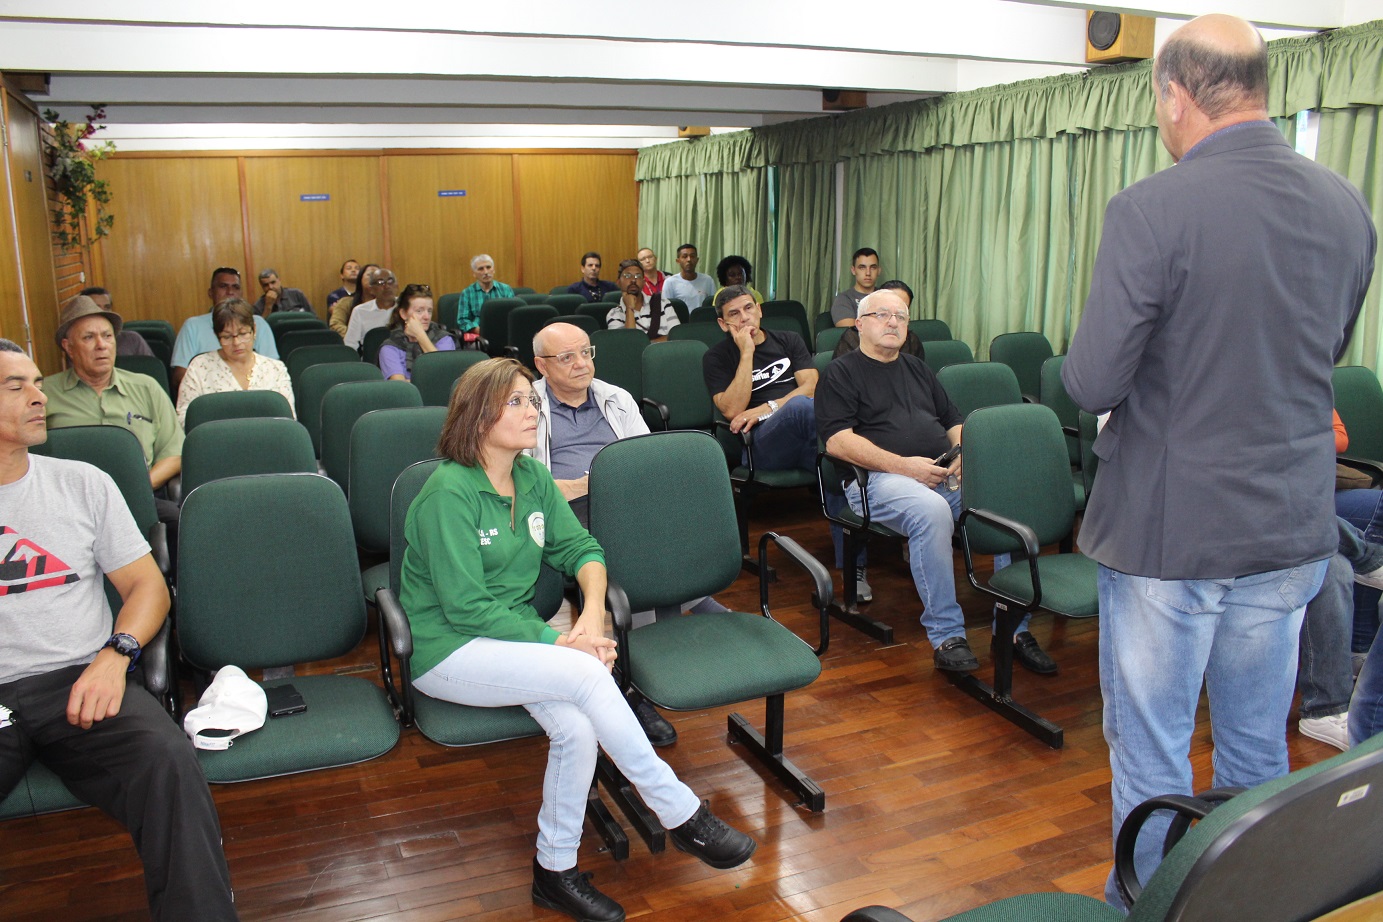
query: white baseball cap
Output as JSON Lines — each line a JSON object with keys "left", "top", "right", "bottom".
{"left": 182, "top": 665, "right": 268, "bottom": 751}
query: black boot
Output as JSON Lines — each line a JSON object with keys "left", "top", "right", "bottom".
{"left": 668, "top": 801, "right": 757, "bottom": 869}
{"left": 532, "top": 858, "right": 625, "bottom": 922}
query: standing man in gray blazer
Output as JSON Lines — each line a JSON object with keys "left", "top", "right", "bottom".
{"left": 1062, "top": 14, "right": 1375, "bottom": 907}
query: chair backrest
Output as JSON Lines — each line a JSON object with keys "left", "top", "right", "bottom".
{"left": 518, "top": 292, "right": 550, "bottom": 305}
{"left": 761, "top": 300, "right": 811, "bottom": 345}
{"left": 507, "top": 305, "right": 560, "bottom": 368}
{"left": 813, "top": 310, "right": 833, "bottom": 340}
{"left": 434, "top": 291, "right": 462, "bottom": 330}
{"left": 815, "top": 326, "right": 846, "bottom": 354}
{"left": 590, "top": 328, "right": 649, "bottom": 402}
{"left": 989, "top": 331, "right": 1054, "bottom": 399}
{"left": 547, "top": 293, "right": 587, "bottom": 314}
{"left": 265, "top": 311, "right": 326, "bottom": 330}
{"left": 548, "top": 313, "right": 598, "bottom": 335}
{"left": 589, "top": 431, "right": 742, "bottom": 610}
{"left": 124, "top": 319, "right": 176, "bottom": 344}
{"left": 296, "top": 361, "right": 384, "bottom": 454}
{"left": 549, "top": 285, "right": 570, "bottom": 295}
{"left": 144, "top": 338, "right": 173, "bottom": 366}
{"left": 361, "top": 325, "right": 392, "bottom": 367}
{"left": 178, "top": 473, "right": 366, "bottom": 670}
{"left": 689, "top": 305, "right": 718, "bottom": 324}
{"left": 667, "top": 321, "right": 727, "bottom": 351}
{"left": 1334, "top": 365, "right": 1383, "bottom": 462}
{"left": 1039, "top": 354, "right": 1081, "bottom": 465}
{"left": 114, "top": 354, "right": 172, "bottom": 399}
{"left": 286, "top": 343, "right": 361, "bottom": 395}
{"left": 184, "top": 389, "right": 294, "bottom": 433}
{"left": 908, "top": 318, "right": 952, "bottom": 342}
{"left": 277, "top": 327, "right": 344, "bottom": 363}
{"left": 813, "top": 350, "right": 832, "bottom": 376}
{"left": 921, "top": 338, "right": 974, "bottom": 372}
{"left": 761, "top": 315, "right": 804, "bottom": 340}
{"left": 476, "top": 297, "right": 526, "bottom": 354}
{"left": 961, "top": 403, "right": 1075, "bottom": 555}
{"left": 937, "top": 362, "right": 1023, "bottom": 419}
{"left": 573, "top": 302, "right": 609, "bottom": 328}
{"left": 32, "top": 425, "right": 158, "bottom": 535}
{"left": 181, "top": 417, "right": 317, "bottom": 495}
{"left": 601, "top": 289, "right": 623, "bottom": 303}
{"left": 512, "top": 286, "right": 537, "bottom": 295}
{"left": 319, "top": 380, "right": 423, "bottom": 491}
{"left": 349, "top": 406, "right": 447, "bottom": 552}
{"left": 642, "top": 340, "right": 713, "bottom": 431}
{"left": 411, "top": 350, "right": 487, "bottom": 407}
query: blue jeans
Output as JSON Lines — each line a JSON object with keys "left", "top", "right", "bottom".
{"left": 415, "top": 638, "right": 700, "bottom": 871}
{"left": 1335, "top": 489, "right": 1383, "bottom": 652}
{"left": 1098, "top": 560, "right": 1325, "bottom": 909}
{"left": 845, "top": 474, "right": 1027, "bottom": 648}
{"left": 1298, "top": 553, "right": 1353, "bottom": 719}
{"left": 1350, "top": 630, "right": 1383, "bottom": 745}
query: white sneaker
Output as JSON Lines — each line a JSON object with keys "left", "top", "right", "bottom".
{"left": 855, "top": 567, "right": 873, "bottom": 604}
{"left": 1299, "top": 713, "right": 1350, "bottom": 751}
{"left": 1354, "top": 563, "right": 1383, "bottom": 591}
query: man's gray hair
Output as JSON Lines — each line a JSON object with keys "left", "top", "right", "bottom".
{"left": 1155, "top": 28, "right": 1267, "bottom": 118}
{"left": 0, "top": 338, "right": 24, "bottom": 354}
{"left": 712, "top": 285, "right": 754, "bottom": 318}
{"left": 258, "top": 267, "right": 278, "bottom": 281}
{"left": 857, "top": 289, "right": 902, "bottom": 316}
{"left": 470, "top": 254, "right": 494, "bottom": 271}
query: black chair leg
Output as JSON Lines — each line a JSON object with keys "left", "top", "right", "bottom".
{"left": 827, "top": 532, "right": 894, "bottom": 644}
{"left": 594, "top": 751, "right": 666, "bottom": 853}
{"left": 585, "top": 781, "right": 629, "bottom": 861}
{"left": 726, "top": 696, "right": 825, "bottom": 812}
{"left": 945, "top": 607, "right": 1064, "bottom": 748}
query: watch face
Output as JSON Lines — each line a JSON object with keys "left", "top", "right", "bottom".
{"left": 107, "top": 633, "right": 140, "bottom": 658}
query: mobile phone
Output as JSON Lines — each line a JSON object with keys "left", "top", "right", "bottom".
{"left": 934, "top": 444, "right": 961, "bottom": 467}
{"left": 265, "top": 683, "right": 307, "bottom": 718}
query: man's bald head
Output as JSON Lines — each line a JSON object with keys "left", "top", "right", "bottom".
{"left": 1155, "top": 14, "right": 1267, "bottom": 120}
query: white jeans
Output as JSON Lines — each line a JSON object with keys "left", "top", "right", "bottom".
{"left": 414, "top": 637, "right": 700, "bottom": 871}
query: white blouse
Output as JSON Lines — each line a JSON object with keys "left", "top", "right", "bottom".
{"left": 176, "top": 351, "right": 297, "bottom": 426}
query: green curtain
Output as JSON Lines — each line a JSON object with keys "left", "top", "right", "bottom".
{"left": 1318, "top": 104, "right": 1383, "bottom": 370}
{"left": 774, "top": 161, "right": 836, "bottom": 315}
{"left": 637, "top": 174, "right": 698, "bottom": 277}
{"left": 694, "top": 168, "right": 771, "bottom": 298}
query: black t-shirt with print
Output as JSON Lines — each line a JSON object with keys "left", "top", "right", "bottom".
{"left": 703, "top": 329, "right": 812, "bottom": 403}
{"left": 815, "top": 348, "right": 962, "bottom": 460}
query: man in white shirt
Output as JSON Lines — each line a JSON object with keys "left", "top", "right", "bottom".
{"left": 343, "top": 266, "right": 399, "bottom": 351}
{"left": 604, "top": 260, "right": 680, "bottom": 341}
{"left": 660, "top": 244, "right": 716, "bottom": 312}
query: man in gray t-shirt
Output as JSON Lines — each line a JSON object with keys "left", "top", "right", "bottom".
{"left": 829, "top": 247, "right": 881, "bottom": 327}
{"left": 0, "top": 341, "right": 237, "bottom": 920}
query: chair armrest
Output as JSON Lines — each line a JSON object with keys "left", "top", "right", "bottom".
{"left": 142, "top": 618, "right": 174, "bottom": 715}
{"left": 816, "top": 452, "right": 874, "bottom": 528}
{"left": 1060, "top": 424, "right": 1079, "bottom": 439}
{"left": 164, "top": 474, "right": 183, "bottom": 504}
{"left": 758, "top": 531, "right": 832, "bottom": 656}
{"left": 605, "top": 580, "right": 634, "bottom": 693}
{"left": 714, "top": 419, "right": 756, "bottom": 481}
{"left": 957, "top": 507, "right": 1043, "bottom": 611}
{"left": 148, "top": 522, "right": 171, "bottom": 578}
{"left": 502, "top": 345, "right": 519, "bottom": 360}
{"left": 1338, "top": 454, "right": 1383, "bottom": 487}
{"left": 375, "top": 587, "right": 416, "bottom": 725}
{"left": 1114, "top": 791, "right": 1238, "bottom": 907}
{"left": 639, "top": 397, "right": 670, "bottom": 431}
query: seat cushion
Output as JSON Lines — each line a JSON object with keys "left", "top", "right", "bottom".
{"left": 731, "top": 466, "right": 816, "bottom": 489}
{"left": 935, "top": 892, "right": 1118, "bottom": 921}
{"left": 0, "top": 761, "right": 85, "bottom": 820}
{"left": 989, "top": 554, "right": 1100, "bottom": 618}
{"left": 629, "top": 611, "right": 822, "bottom": 710}
{"left": 197, "top": 675, "right": 399, "bottom": 783}
{"left": 413, "top": 697, "right": 544, "bottom": 748}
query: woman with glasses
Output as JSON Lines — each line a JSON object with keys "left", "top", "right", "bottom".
{"left": 378, "top": 283, "right": 456, "bottom": 381}
{"left": 175, "top": 298, "right": 295, "bottom": 426}
{"left": 401, "top": 357, "right": 755, "bottom": 922}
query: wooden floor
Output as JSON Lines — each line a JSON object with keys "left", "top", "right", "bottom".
{"left": 0, "top": 490, "right": 1341, "bottom": 921}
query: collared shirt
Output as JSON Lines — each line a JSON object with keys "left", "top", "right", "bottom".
{"left": 548, "top": 390, "right": 618, "bottom": 480}
{"left": 326, "top": 285, "right": 356, "bottom": 310}
{"left": 343, "top": 300, "right": 390, "bottom": 350}
{"left": 254, "top": 287, "right": 314, "bottom": 314}
{"left": 171, "top": 312, "right": 278, "bottom": 369}
{"left": 44, "top": 367, "right": 185, "bottom": 468}
{"left": 603, "top": 294, "right": 682, "bottom": 337}
{"left": 566, "top": 279, "right": 618, "bottom": 303}
{"left": 456, "top": 280, "right": 515, "bottom": 331}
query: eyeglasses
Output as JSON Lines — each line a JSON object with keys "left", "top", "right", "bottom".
{"left": 217, "top": 330, "right": 255, "bottom": 344}
{"left": 536, "top": 346, "right": 595, "bottom": 366}
{"left": 859, "top": 310, "right": 909, "bottom": 324}
{"left": 505, "top": 393, "right": 543, "bottom": 410}
{"left": 619, "top": 272, "right": 643, "bottom": 280}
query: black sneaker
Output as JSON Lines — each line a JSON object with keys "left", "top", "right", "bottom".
{"left": 934, "top": 636, "right": 979, "bottom": 672}
{"left": 1010, "top": 631, "right": 1058, "bottom": 675}
{"left": 531, "top": 857, "right": 625, "bottom": 922}
{"left": 668, "top": 801, "right": 756, "bottom": 869}
{"left": 628, "top": 692, "right": 677, "bottom": 747}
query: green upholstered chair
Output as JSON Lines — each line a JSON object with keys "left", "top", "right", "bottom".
{"left": 716, "top": 405, "right": 818, "bottom": 572}
{"left": 276, "top": 327, "right": 342, "bottom": 364}
{"left": 1333, "top": 365, "right": 1383, "bottom": 481}
{"left": 955, "top": 403, "right": 1098, "bottom": 747}
{"left": 518, "top": 292, "right": 550, "bottom": 305}
{"left": 813, "top": 310, "right": 833, "bottom": 341}
{"left": 761, "top": 314, "right": 805, "bottom": 340}
{"left": 920, "top": 338, "right": 974, "bottom": 372}
{"left": 181, "top": 417, "right": 316, "bottom": 495}
{"left": 265, "top": 312, "right": 326, "bottom": 330}
{"left": 373, "top": 460, "right": 629, "bottom": 858}
{"left": 184, "top": 389, "right": 294, "bottom": 433}
{"left": 640, "top": 339, "right": 713, "bottom": 432}
{"left": 478, "top": 297, "right": 527, "bottom": 357}
{"left": 319, "top": 380, "right": 423, "bottom": 493}
{"left": 115, "top": 353, "right": 172, "bottom": 399}
{"left": 574, "top": 302, "right": 609, "bottom": 329}
{"left": 908, "top": 318, "right": 952, "bottom": 342}
{"left": 601, "top": 289, "right": 623, "bottom": 303}
{"left": 124, "top": 318, "right": 176, "bottom": 344}
{"left": 295, "top": 361, "right": 382, "bottom": 455}
{"left": 665, "top": 297, "right": 689, "bottom": 324}
{"left": 840, "top": 732, "right": 1383, "bottom": 922}
{"left": 589, "top": 328, "right": 649, "bottom": 404}
{"left": 176, "top": 473, "right": 400, "bottom": 783}
{"left": 512, "top": 286, "right": 537, "bottom": 295}
{"left": 589, "top": 431, "right": 830, "bottom": 820}
{"left": 547, "top": 293, "right": 588, "bottom": 314}
{"left": 667, "top": 321, "right": 726, "bottom": 351}
{"left": 937, "top": 361, "right": 1023, "bottom": 419}
{"left": 547, "top": 313, "right": 598, "bottom": 335}
{"left": 688, "top": 305, "right": 718, "bottom": 324}
{"left": 434, "top": 291, "right": 462, "bottom": 330}
{"left": 410, "top": 350, "right": 487, "bottom": 407}
{"left": 815, "top": 326, "right": 846, "bottom": 354}
{"left": 988, "top": 331, "right": 1054, "bottom": 401}
{"left": 285, "top": 343, "right": 360, "bottom": 396}
{"left": 347, "top": 407, "right": 447, "bottom": 604}
{"left": 361, "top": 325, "right": 391, "bottom": 367}
{"left": 548, "top": 285, "right": 571, "bottom": 295}
{"left": 761, "top": 299, "right": 811, "bottom": 345}
{"left": 506, "top": 304, "right": 559, "bottom": 368}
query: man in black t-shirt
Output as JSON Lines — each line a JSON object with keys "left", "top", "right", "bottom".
{"left": 815, "top": 289, "right": 1056, "bottom": 674}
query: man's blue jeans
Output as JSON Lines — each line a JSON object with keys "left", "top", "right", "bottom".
{"left": 1098, "top": 560, "right": 1326, "bottom": 909}
{"left": 1336, "top": 488, "right": 1383, "bottom": 652}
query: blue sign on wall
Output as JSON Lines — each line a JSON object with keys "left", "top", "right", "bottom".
{"left": 438, "top": 190, "right": 468, "bottom": 197}
{"left": 300, "top": 194, "right": 330, "bottom": 202}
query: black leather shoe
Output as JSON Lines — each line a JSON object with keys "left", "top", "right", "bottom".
{"left": 532, "top": 858, "right": 625, "bottom": 922}
{"left": 933, "top": 636, "right": 979, "bottom": 672}
{"left": 628, "top": 692, "right": 677, "bottom": 747}
{"left": 669, "top": 801, "right": 756, "bottom": 869}
{"left": 1011, "top": 631, "right": 1058, "bottom": 675}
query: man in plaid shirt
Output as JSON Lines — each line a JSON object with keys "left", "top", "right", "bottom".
{"left": 456, "top": 254, "right": 515, "bottom": 334}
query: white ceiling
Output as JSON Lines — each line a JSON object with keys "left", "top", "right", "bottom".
{"left": 8, "top": 0, "right": 1381, "bottom": 151}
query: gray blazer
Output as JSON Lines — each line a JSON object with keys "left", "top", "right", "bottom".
{"left": 1063, "top": 121, "right": 1375, "bottom": 580}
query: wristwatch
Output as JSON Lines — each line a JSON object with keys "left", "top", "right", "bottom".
{"left": 102, "top": 632, "right": 142, "bottom": 672}
{"left": 766, "top": 399, "right": 780, "bottom": 416}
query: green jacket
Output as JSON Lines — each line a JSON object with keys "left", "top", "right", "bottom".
{"left": 401, "top": 455, "right": 604, "bottom": 678}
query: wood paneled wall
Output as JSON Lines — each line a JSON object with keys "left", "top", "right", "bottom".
{"left": 90, "top": 150, "right": 638, "bottom": 331}
{"left": 2, "top": 87, "right": 61, "bottom": 373}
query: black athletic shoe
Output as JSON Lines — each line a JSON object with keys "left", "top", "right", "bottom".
{"left": 933, "top": 636, "right": 980, "bottom": 672}
{"left": 669, "top": 802, "right": 756, "bottom": 869}
{"left": 628, "top": 692, "right": 677, "bottom": 747}
{"left": 531, "top": 858, "right": 625, "bottom": 922}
